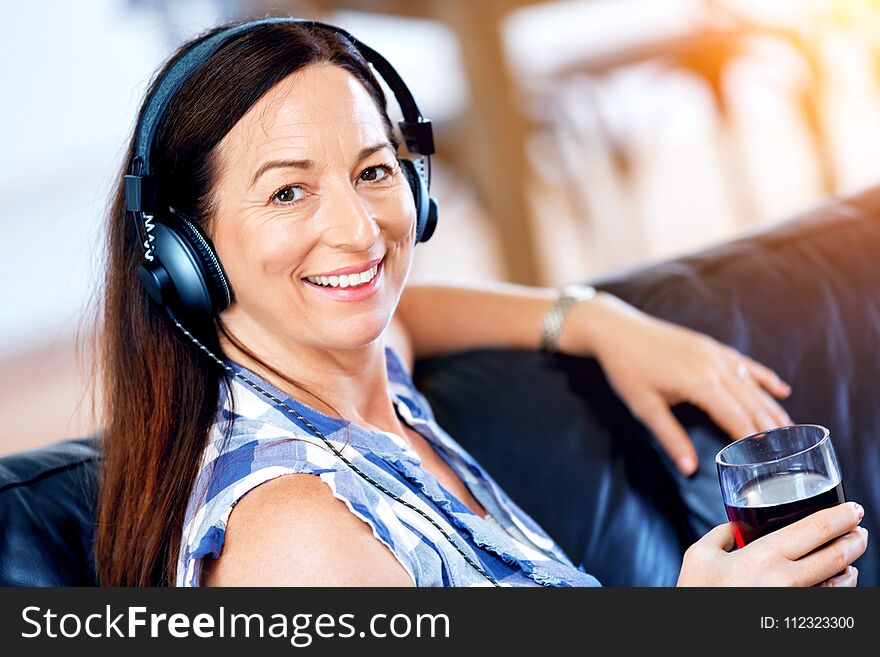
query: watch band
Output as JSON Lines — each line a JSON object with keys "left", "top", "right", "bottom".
{"left": 540, "top": 283, "right": 598, "bottom": 353}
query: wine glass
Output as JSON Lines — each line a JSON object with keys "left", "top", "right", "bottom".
{"left": 716, "top": 424, "right": 845, "bottom": 549}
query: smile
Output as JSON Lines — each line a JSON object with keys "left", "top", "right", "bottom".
{"left": 301, "top": 257, "right": 384, "bottom": 301}
{"left": 305, "top": 262, "right": 379, "bottom": 288}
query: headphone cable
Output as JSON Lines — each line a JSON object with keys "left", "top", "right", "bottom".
{"left": 165, "top": 306, "right": 501, "bottom": 587}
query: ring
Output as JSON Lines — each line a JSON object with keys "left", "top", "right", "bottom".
{"left": 735, "top": 362, "right": 748, "bottom": 382}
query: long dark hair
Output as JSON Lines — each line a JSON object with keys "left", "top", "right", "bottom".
{"left": 93, "top": 18, "right": 399, "bottom": 586}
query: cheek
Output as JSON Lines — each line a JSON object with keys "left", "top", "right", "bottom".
{"left": 259, "top": 227, "right": 313, "bottom": 277}
{"left": 378, "top": 185, "right": 417, "bottom": 242}
{"left": 216, "top": 224, "right": 311, "bottom": 294}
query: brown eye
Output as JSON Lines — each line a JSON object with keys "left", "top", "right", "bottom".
{"left": 272, "top": 185, "right": 306, "bottom": 205}
{"left": 360, "top": 165, "right": 391, "bottom": 183}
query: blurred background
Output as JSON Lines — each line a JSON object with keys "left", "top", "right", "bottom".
{"left": 4, "top": 0, "right": 880, "bottom": 455}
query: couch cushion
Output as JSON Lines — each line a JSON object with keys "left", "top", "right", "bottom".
{"left": 415, "top": 349, "right": 689, "bottom": 586}
{"left": 0, "top": 436, "right": 101, "bottom": 586}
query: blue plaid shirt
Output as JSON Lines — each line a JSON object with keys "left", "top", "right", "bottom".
{"left": 177, "top": 345, "right": 600, "bottom": 587}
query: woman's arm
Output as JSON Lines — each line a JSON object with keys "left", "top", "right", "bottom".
{"left": 392, "top": 281, "right": 794, "bottom": 476}
{"left": 393, "top": 281, "right": 610, "bottom": 361}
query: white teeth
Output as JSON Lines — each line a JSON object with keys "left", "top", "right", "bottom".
{"left": 306, "top": 262, "right": 380, "bottom": 288}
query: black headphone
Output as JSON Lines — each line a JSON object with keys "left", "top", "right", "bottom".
{"left": 124, "top": 16, "right": 439, "bottom": 324}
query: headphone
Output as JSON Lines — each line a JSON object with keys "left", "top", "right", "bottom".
{"left": 124, "top": 16, "right": 439, "bottom": 324}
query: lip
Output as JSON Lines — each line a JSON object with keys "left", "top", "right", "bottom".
{"left": 301, "top": 257, "right": 384, "bottom": 301}
{"left": 304, "top": 255, "right": 384, "bottom": 279}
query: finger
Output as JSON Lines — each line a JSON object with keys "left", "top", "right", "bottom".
{"left": 754, "top": 386, "right": 794, "bottom": 428}
{"left": 816, "top": 565, "right": 859, "bottom": 588}
{"left": 792, "top": 527, "right": 868, "bottom": 586}
{"left": 741, "top": 354, "right": 792, "bottom": 399}
{"left": 719, "top": 369, "right": 778, "bottom": 434}
{"left": 699, "top": 522, "right": 738, "bottom": 553}
{"left": 764, "top": 502, "right": 864, "bottom": 560}
{"left": 632, "top": 392, "right": 698, "bottom": 476}
{"left": 691, "top": 381, "right": 758, "bottom": 442}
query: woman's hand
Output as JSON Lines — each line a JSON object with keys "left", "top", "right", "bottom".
{"left": 677, "top": 502, "right": 868, "bottom": 586}
{"left": 558, "top": 293, "right": 794, "bottom": 476}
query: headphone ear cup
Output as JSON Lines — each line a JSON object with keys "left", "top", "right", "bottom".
{"left": 169, "top": 211, "right": 234, "bottom": 311}
{"left": 138, "top": 257, "right": 172, "bottom": 307}
{"left": 145, "top": 211, "right": 233, "bottom": 320}
{"left": 398, "top": 158, "right": 437, "bottom": 243}
{"left": 422, "top": 197, "right": 438, "bottom": 243}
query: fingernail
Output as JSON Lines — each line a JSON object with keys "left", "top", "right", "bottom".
{"left": 676, "top": 455, "right": 696, "bottom": 476}
{"left": 853, "top": 502, "right": 864, "bottom": 518}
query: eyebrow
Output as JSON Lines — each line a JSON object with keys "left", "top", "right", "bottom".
{"left": 249, "top": 141, "right": 396, "bottom": 188}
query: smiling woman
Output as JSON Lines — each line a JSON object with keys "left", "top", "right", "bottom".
{"left": 94, "top": 16, "right": 866, "bottom": 589}
{"left": 96, "top": 16, "right": 598, "bottom": 588}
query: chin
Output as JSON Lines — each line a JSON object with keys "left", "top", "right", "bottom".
{"left": 321, "top": 314, "right": 390, "bottom": 349}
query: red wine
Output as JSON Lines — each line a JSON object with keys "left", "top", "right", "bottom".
{"left": 724, "top": 471, "right": 846, "bottom": 549}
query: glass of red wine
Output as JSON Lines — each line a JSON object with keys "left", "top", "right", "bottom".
{"left": 716, "top": 424, "right": 845, "bottom": 549}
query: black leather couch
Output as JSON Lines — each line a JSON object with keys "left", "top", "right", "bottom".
{"left": 2, "top": 185, "right": 878, "bottom": 586}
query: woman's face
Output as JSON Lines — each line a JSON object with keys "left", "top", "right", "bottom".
{"left": 210, "top": 63, "right": 415, "bottom": 354}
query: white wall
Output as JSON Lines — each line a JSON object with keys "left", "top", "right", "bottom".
{"left": 1, "top": 1, "right": 212, "bottom": 358}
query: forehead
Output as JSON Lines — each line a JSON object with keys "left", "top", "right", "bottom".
{"left": 219, "top": 63, "right": 388, "bottom": 164}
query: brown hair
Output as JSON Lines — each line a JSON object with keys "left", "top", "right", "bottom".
{"left": 93, "top": 18, "right": 399, "bottom": 586}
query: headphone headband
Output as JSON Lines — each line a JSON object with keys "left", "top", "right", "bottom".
{"left": 126, "top": 17, "right": 434, "bottom": 212}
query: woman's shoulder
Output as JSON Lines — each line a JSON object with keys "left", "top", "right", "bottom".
{"left": 179, "top": 361, "right": 426, "bottom": 587}
{"left": 177, "top": 374, "right": 350, "bottom": 586}
{"left": 178, "top": 437, "right": 414, "bottom": 586}
{"left": 200, "top": 472, "right": 414, "bottom": 586}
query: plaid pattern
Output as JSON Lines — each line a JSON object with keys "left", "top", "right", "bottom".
{"left": 177, "top": 345, "right": 600, "bottom": 587}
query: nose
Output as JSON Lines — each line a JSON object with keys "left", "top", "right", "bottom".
{"left": 319, "top": 178, "right": 381, "bottom": 251}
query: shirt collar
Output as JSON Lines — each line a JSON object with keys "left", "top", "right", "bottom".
{"left": 216, "top": 345, "right": 431, "bottom": 462}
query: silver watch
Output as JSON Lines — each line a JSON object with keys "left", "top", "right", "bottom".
{"left": 540, "top": 283, "right": 598, "bottom": 353}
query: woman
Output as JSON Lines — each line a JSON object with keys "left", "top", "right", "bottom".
{"left": 94, "top": 17, "right": 867, "bottom": 587}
